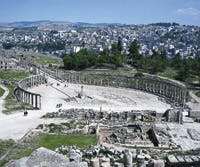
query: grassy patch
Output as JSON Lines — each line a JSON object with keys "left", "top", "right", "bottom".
{"left": 37, "top": 120, "right": 78, "bottom": 133}
{"left": 36, "top": 55, "right": 63, "bottom": 66}
{"left": 37, "top": 134, "right": 97, "bottom": 150}
{"left": 0, "top": 87, "right": 5, "bottom": 97}
{"left": 3, "top": 84, "right": 20, "bottom": 113}
{"left": 20, "top": 51, "right": 63, "bottom": 67}
{"left": 5, "top": 84, "right": 15, "bottom": 100}
{"left": 1, "top": 134, "right": 97, "bottom": 166}
{"left": 80, "top": 68, "right": 137, "bottom": 77}
{"left": 0, "top": 70, "right": 30, "bottom": 82}
{"left": 159, "top": 67, "right": 177, "bottom": 79}
{"left": 0, "top": 70, "right": 31, "bottom": 113}
{"left": 3, "top": 84, "right": 33, "bottom": 113}
{"left": 195, "top": 91, "right": 200, "bottom": 98}
{"left": 0, "top": 139, "right": 15, "bottom": 157}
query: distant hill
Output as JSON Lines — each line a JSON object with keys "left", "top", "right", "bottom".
{"left": 6, "top": 20, "right": 72, "bottom": 28}
{"left": 0, "top": 20, "right": 122, "bottom": 28}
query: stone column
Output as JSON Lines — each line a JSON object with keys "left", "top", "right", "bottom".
{"left": 22, "top": 91, "right": 24, "bottom": 103}
{"left": 24, "top": 92, "right": 27, "bottom": 103}
{"left": 78, "top": 75, "right": 81, "bottom": 84}
{"left": 124, "top": 149, "right": 132, "bottom": 167}
{"left": 31, "top": 94, "right": 34, "bottom": 107}
{"left": 136, "top": 79, "right": 139, "bottom": 89}
{"left": 35, "top": 95, "right": 38, "bottom": 109}
{"left": 39, "top": 95, "right": 41, "bottom": 109}
{"left": 27, "top": 93, "right": 30, "bottom": 105}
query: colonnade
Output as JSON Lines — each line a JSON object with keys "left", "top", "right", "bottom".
{"left": 14, "top": 75, "right": 46, "bottom": 109}
{"left": 34, "top": 66, "right": 187, "bottom": 107}
{"left": 64, "top": 73, "right": 187, "bottom": 107}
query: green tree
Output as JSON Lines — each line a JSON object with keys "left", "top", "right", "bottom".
{"left": 141, "top": 50, "right": 169, "bottom": 74}
{"left": 98, "top": 48, "right": 111, "bottom": 64}
{"left": 160, "top": 50, "right": 170, "bottom": 69}
{"left": 128, "top": 40, "right": 141, "bottom": 68}
{"left": 63, "top": 55, "right": 75, "bottom": 70}
{"left": 2, "top": 42, "right": 15, "bottom": 49}
{"left": 175, "top": 59, "right": 190, "bottom": 81}
{"left": 117, "top": 37, "right": 123, "bottom": 53}
{"left": 63, "top": 49, "right": 97, "bottom": 70}
{"left": 171, "top": 53, "right": 182, "bottom": 70}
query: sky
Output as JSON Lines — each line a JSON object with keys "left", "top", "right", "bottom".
{"left": 0, "top": 0, "right": 200, "bottom": 25}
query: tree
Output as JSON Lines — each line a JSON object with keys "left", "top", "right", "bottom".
{"left": 98, "top": 48, "right": 111, "bottom": 64}
{"left": 141, "top": 50, "right": 169, "bottom": 74}
{"left": 63, "top": 55, "right": 74, "bottom": 70}
{"left": 117, "top": 37, "right": 123, "bottom": 53}
{"left": 171, "top": 53, "right": 182, "bottom": 70}
{"left": 160, "top": 50, "right": 170, "bottom": 69}
{"left": 63, "top": 49, "right": 97, "bottom": 70}
{"left": 128, "top": 40, "right": 141, "bottom": 68}
{"left": 2, "top": 42, "right": 15, "bottom": 49}
{"left": 111, "top": 44, "right": 123, "bottom": 67}
{"left": 147, "top": 51, "right": 162, "bottom": 73}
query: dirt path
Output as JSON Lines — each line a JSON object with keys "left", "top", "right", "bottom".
{"left": 0, "top": 84, "right": 9, "bottom": 115}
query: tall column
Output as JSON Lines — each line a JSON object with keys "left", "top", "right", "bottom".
{"left": 79, "top": 75, "right": 81, "bottom": 84}
{"left": 24, "top": 92, "right": 27, "bottom": 103}
{"left": 35, "top": 95, "right": 38, "bottom": 109}
{"left": 28, "top": 93, "right": 30, "bottom": 105}
{"left": 31, "top": 94, "right": 34, "bottom": 107}
{"left": 39, "top": 95, "right": 41, "bottom": 109}
{"left": 22, "top": 91, "right": 25, "bottom": 102}
{"left": 136, "top": 79, "right": 139, "bottom": 89}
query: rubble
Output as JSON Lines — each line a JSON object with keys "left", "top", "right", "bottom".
{"left": 4, "top": 147, "right": 87, "bottom": 167}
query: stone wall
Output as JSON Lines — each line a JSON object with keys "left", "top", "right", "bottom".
{"left": 165, "top": 108, "right": 183, "bottom": 123}
{"left": 14, "top": 75, "right": 46, "bottom": 109}
{"left": 188, "top": 110, "right": 200, "bottom": 119}
{"left": 0, "top": 49, "right": 18, "bottom": 70}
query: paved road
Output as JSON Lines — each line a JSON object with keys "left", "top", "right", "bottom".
{"left": 0, "top": 78, "right": 67, "bottom": 141}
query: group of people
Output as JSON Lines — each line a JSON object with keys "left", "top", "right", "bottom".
{"left": 56, "top": 103, "right": 62, "bottom": 108}
{"left": 24, "top": 111, "right": 28, "bottom": 116}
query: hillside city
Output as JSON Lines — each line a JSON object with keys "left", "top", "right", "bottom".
{"left": 0, "top": 21, "right": 200, "bottom": 58}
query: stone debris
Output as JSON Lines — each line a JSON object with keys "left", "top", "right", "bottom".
{"left": 4, "top": 140, "right": 200, "bottom": 167}
{"left": 148, "top": 159, "right": 165, "bottom": 167}
{"left": 4, "top": 147, "right": 87, "bottom": 167}
{"left": 166, "top": 155, "right": 200, "bottom": 166}
{"left": 187, "top": 129, "right": 200, "bottom": 141}
{"left": 167, "top": 155, "right": 179, "bottom": 164}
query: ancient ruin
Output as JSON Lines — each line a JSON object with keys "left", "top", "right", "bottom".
{"left": 1, "top": 51, "right": 200, "bottom": 167}
{"left": 14, "top": 75, "right": 46, "bottom": 109}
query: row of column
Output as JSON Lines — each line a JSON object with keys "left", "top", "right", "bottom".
{"left": 65, "top": 73, "right": 187, "bottom": 107}
{"left": 15, "top": 88, "right": 41, "bottom": 109}
{"left": 19, "top": 75, "right": 46, "bottom": 89}
{"left": 15, "top": 75, "right": 46, "bottom": 109}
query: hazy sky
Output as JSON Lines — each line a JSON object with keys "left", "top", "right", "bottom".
{"left": 0, "top": 0, "right": 200, "bottom": 25}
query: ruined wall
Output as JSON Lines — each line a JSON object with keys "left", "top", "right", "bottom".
{"left": 165, "top": 108, "right": 183, "bottom": 123}
{"left": 0, "top": 49, "right": 18, "bottom": 70}
{"left": 14, "top": 75, "right": 46, "bottom": 109}
{"left": 188, "top": 110, "right": 200, "bottom": 119}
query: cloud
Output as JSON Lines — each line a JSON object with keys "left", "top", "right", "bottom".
{"left": 176, "top": 7, "right": 200, "bottom": 16}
